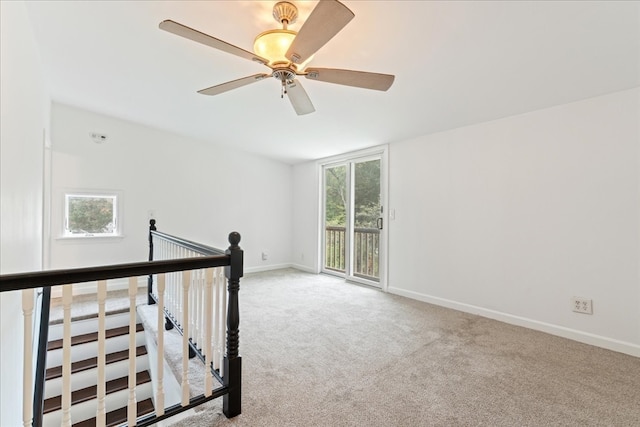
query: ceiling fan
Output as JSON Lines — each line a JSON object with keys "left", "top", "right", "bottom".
{"left": 159, "top": 0, "right": 395, "bottom": 115}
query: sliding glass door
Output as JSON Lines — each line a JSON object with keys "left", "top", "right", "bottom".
{"left": 322, "top": 155, "right": 383, "bottom": 287}
{"left": 323, "top": 164, "right": 348, "bottom": 274}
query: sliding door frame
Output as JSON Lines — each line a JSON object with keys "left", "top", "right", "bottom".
{"left": 319, "top": 145, "right": 389, "bottom": 291}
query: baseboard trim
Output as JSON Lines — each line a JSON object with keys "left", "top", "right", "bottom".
{"left": 289, "top": 264, "right": 318, "bottom": 274}
{"left": 388, "top": 286, "right": 640, "bottom": 358}
{"left": 241, "top": 264, "right": 318, "bottom": 274}
{"left": 244, "top": 263, "right": 293, "bottom": 274}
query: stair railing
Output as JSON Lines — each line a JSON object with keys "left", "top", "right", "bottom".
{"left": 0, "top": 226, "right": 243, "bottom": 427}
{"left": 147, "top": 221, "right": 228, "bottom": 378}
{"left": 146, "top": 220, "right": 242, "bottom": 415}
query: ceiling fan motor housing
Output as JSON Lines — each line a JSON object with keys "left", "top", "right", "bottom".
{"left": 272, "top": 67, "right": 297, "bottom": 84}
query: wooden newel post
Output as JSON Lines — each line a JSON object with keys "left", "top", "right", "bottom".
{"left": 148, "top": 219, "right": 157, "bottom": 305}
{"left": 223, "top": 231, "right": 243, "bottom": 418}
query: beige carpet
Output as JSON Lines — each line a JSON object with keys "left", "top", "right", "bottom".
{"left": 166, "top": 268, "right": 640, "bottom": 427}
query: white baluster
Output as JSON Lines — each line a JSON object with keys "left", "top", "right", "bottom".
{"left": 166, "top": 270, "right": 171, "bottom": 320}
{"left": 204, "top": 268, "right": 214, "bottom": 395}
{"left": 212, "top": 268, "right": 221, "bottom": 372}
{"left": 198, "top": 269, "right": 205, "bottom": 357}
{"left": 166, "top": 269, "right": 172, "bottom": 320}
{"left": 189, "top": 266, "right": 195, "bottom": 345}
{"left": 22, "top": 289, "right": 34, "bottom": 427}
{"left": 61, "top": 284, "right": 73, "bottom": 426}
{"left": 181, "top": 270, "right": 191, "bottom": 406}
{"left": 198, "top": 268, "right": 203, "bottom": 346}
{"left": 127, "top": 277, "right": 137, "bottom": 426}
{"left": 173, "top": 270, "right": 179, "bottom": 324}
{"left": 195, "top": 268, "right": 202, "bottom": 349}
{"left": 169, "top": 269, "right": 176, "bottom": 325}
{"left": 156, "top": 274, "right": 166, "bottom": 416}
{"left": 178, "top": 246, "right": 184, "bottom": 326}
{"left": 168, "top": 243, "right": 175, "bottom": 322}
{"left": 96, "top": 280, "right": 107, "bottom": 426}
{"left": 173, "top": 269, "right": 179, "bottom": 325}
{"left": 219, "top": 268, "right": 227, "bottom": 376}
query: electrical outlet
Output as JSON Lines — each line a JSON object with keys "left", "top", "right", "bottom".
{"left": 572, "top": 297, "right": 593, "bottom": 314}
{"left": 262, "top": 252, "right": 268, "bottom": 261}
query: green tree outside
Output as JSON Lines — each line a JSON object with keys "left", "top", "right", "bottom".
{"left": 325, "top": 160, "right": 380, "bottom": 227}
{"left": 68, "top": 196, "right": 115, "bottom": 233}
{"left": 324, "top": 160, "right": 381, "bottom": 278}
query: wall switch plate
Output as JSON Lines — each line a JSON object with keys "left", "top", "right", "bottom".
{"left": 572, "top": 297, "right": 593, "bottom": 314}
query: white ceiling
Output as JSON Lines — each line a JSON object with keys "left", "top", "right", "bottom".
{"left": 25, "top": 1, "right": 640, "bottom": 164}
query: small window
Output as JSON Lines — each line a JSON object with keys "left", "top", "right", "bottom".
{"left": 64, "top": 193, "right": 120, "bottom": 237}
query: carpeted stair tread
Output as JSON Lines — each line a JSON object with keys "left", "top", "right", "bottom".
{"left": 43, "top": 370, "right": 151, "bottom": 414}
{"left": 45, "top": 345, "right": 147, "bottom": 380}
{"left": 47, "top": 323, "right": 144, "bottom": 351}
{"left": 72, "top": 398, "right": 155, "bottom": 427}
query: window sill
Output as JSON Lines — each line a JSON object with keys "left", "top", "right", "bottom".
{"left": 56, "top": 235, "right": 125, "bottom": 243}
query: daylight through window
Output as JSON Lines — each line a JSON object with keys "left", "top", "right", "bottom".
{"left": 64, "top": 193, "right": 119, "bottom": 237}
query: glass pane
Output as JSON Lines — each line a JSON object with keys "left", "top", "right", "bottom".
{"left": 66, "top": 195, "right": 116, "bottom": 234}
{"left": 324, "top": 165, "right": 347, "bottom": 272}
{"left": 353, "top": 159, "right": 380, "bottom": 281}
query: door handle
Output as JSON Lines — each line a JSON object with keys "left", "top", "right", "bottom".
{"left": 377, "top": 217, "right": 383, "bottom": 230}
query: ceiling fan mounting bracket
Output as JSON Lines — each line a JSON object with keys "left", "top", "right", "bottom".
{"left": 272, "top": 2, "right": 298, "bottom": 28}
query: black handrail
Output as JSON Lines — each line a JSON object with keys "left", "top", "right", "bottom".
{"left": 151, "top": 230, "right": 225, "bottom": 256}
{"left": 0, "top": 256, "right": 230, "bottom": 292}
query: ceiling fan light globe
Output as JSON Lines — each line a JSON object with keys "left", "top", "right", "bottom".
{"left": 253, "top": 29, "right": 313, "bottom": 69}
{"left": 254, "top": 29, "right": 296, "bottom": 65}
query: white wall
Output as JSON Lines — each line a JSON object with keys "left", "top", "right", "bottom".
{"left": 387, "top": 88, "right": 640, "bottom": 356}
{"left": 292, "top": 161, "right": 321, "bottom": 272}
{"left": 0, "top": 1, "right": 49, "bottom": 425}
{"left": 49, "top": 103, "right": 293, "bottom": 272}
{"left": 293, "top": 88, "right": 640, "bottom": 356}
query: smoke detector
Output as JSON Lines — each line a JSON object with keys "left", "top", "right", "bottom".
{"left": 90, "top": 132, "right": 108, "bottom": 144}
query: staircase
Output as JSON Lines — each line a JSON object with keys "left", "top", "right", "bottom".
{"left": 43, "top": 310, "right": 155, "bottom": 426}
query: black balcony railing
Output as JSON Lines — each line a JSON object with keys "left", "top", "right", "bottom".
{"left": 324, "top": 226, "right": 379, "bottom": 281}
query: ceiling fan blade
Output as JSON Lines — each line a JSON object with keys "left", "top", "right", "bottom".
{"left": 198, "top": 74, "right": 271, "bottom": 96}
{"left": 159, "top": 20, "right": 269, "bottom": 66}
{"left": 305, "top": 68, "right": 395, "bottom": 91}
{"left": 285, "top": 0, "right": 355, "bottom": 66}
{"left": 286, "top": 80, "right": 315, "bottom": 115}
